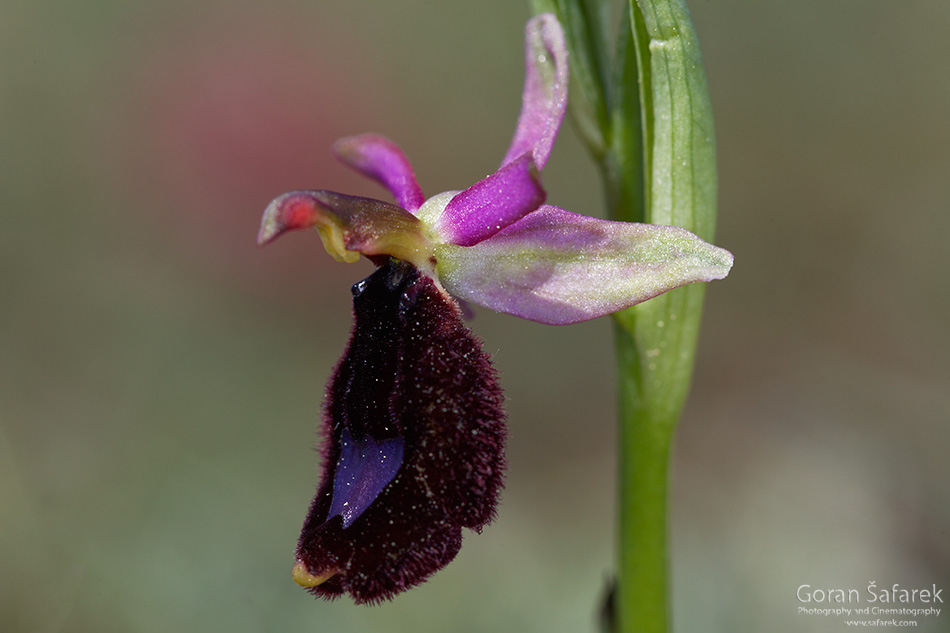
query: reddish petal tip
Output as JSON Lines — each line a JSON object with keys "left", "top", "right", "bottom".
{"left": 257, "top": 192, "right": 320, "bottom": 247}
{"left": 258, "top": 190, "right": 431, "bottom": 265}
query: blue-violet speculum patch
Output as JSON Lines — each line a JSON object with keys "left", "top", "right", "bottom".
{"left": 258, "top": 13, "right": 732, "bottom": 604}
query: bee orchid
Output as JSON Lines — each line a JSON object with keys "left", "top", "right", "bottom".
{"left": 259, "top": 13, "right": 732, "bottom": 604}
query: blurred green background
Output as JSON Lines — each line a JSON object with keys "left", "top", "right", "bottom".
{"left": 2, "top": 1, "right": 948, "bottom": 632}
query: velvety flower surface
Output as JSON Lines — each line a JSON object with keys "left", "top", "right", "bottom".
{"left": 260, "top": 13, "right": 733, "bottom": 604}
{"left": 292, "top": 259, "right": 505, "bottom": 604}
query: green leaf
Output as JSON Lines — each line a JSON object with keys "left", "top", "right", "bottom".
{"left": 526, "top": 5, "right": 724, "bottom": 633}
{"left": 615, "top": 0, "right": 717, "bottom": 438}
{"left": 611, "top": 2, "right": 719, "bottom": 633}
{"left": 633, "top": 0, "right": 716, "bottom": 239}
{"left": 603, "top": 0, "right": 646, "bottom": 225}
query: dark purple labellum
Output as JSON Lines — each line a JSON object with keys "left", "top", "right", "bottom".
{"left": 294, "top": 259, "right": 506, "bottom": 604}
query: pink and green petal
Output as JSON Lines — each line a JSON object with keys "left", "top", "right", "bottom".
{"left": 434, "top": 153, "right": 546, "bottom": 247}
{"left": 434, "top": 205, "right": 734, "bottom": 325}
{"left": 500, "top": 13, "right": 569, "bottom": 171}
{"left": 333, "top": 135, "right": 426, "bottom": 212}
{"left": 258, "top": 190, "right": 431, "bottom": 266}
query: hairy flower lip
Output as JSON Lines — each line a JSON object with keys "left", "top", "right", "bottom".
{"left": 294, "top": 260, "right": 506, "bottom": 604}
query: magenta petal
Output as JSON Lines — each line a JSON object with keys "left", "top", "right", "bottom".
{"left": 500, "top": 13, "right": 568, "bottom": 171}
{"left": 436, "top": 206, "right": 735, "bottom": 325}
{"left": 333, "top": 135, "right": 425, "bottom": 212}
{"left": 435, "top": 153, "right": 546, "bottom": 247}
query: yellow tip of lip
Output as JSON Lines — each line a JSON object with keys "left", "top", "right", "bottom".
{"left": 292, "top": 560, "right": 337, "bottom": 588}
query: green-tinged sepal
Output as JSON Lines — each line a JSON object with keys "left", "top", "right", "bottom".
{"left": 258, "top": 190, "right": 432, "bottom": 267}
{"left": 435, "top": 205, "right": 731, "bottom": 325}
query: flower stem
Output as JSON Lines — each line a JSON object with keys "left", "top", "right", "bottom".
{"left": 614, "top": 319, "right": 674, "bottom": 633}
{"left": 607, "top": 1, "right": 717, "bottom": 631}
{"left": 530, "top": 1, "right": 717, "bottom": 631}
{"left": 610, "top": 281, "right": 705, "bottom": 633}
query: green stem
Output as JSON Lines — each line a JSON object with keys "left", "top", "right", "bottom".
{"left": 531, "top": 2, "right": 717, "bottom": 632}
{"left": 610, "top": 282, "right": 706, "bottom": 633}
{"left": 608, "top": 1, "right": 716, "bottom": 631}
{"left": 614, "top": 321, "right": 674, "bottom": 633}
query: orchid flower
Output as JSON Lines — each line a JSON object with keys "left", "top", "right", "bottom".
{"left": 259, "top": 13, "right": 732, "bottom": 604}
